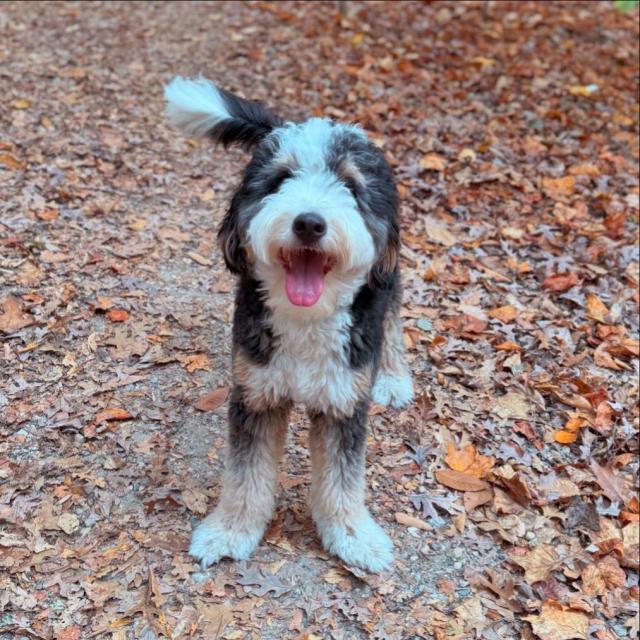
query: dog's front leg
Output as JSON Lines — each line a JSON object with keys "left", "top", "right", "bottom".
{"left": 189, "top": 389, "right": 290, "bottom": 567}
{"left": 309, "top": 401, "right": 393, "bottom": 572}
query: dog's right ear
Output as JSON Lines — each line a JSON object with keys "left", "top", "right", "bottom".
{"left": 217, "top": 188, "right": 250, "bottom": 275}
{"left": 164, "top": 76, "right": 283, "bottom": 150}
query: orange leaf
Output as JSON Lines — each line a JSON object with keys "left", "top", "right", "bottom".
{"left": 564, "top": 415, "right": 588, "bottom": 433}
{"left": 586, "top": 293, "right": 608, "bottom": 323}
{"left": 524, "top": 600, "right": 588, "bottom": 640}
{"left": 435, "top": 469, "right": 490, "bottom": 492}
{"left": 445, "top": 444, "right": 495, "bottom": 478}
{"left": 94, "top": 408, "right": 132, "bottom": 424}
{"left": 542, "top": 175, "right": 576, "bottom": 200}
{"left": 542, "top": 272, "right": 580, "bottom": 292}
{"left": 488, "top": 305, "right": 517, "bottom": 323}
{"left": 419, "top": 153, "right": 446, "bottom": 172}
{"left": 0, "top": 152, "right": 25, "bottom": 170}
{"left": 554, "top": 430, "right": 578, "bottom": 444}
{"left": 180, "top": 353, "right": 211, "bottom": 373}
{"left": 496, "top": 341, "right": 522, "bottom": 351}
{"left": 195, "top": 387, "right": 229, "bottom": 412}
{"left": 107, "top": 308, "right": 129, "bottom": 322}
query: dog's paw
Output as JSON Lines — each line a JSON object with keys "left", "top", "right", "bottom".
{"left": 189, "top": 515, "right": 264, "bottom": 568}
{"left": 316, "top": 512, "right": 394, "bottom": 573}
{"left": 371, "top": 372, "right": 414, "bottom": 409}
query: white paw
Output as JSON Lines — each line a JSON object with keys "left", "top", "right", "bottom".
{"left": 315, "top": 512, "right": 394, "bottom": 572}
{"left": 189, "top": 513, "right": 264, "bottom": 568}
{"left": 371, "top": 372, "right": 414, "bottom": 408}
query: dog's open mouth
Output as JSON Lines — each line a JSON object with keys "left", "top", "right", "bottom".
{"left": 279, "top": 247, "right": 335, "bottom": 307}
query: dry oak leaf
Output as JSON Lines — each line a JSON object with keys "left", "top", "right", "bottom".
{"left": 590, "top": 459, "right": 632, "bottom": 505}
{"left": 435, "top": 469, "right": 489, "bottom": 492}
{"left": 524, "top": 601, "right": 588, "bottom": 640}
{"left": 94, "top": 408, "right": 133, "bottom": 424}
{"left": 542, "top": 272, "right": 580, "bottom": 292}
{"left": 419, "top": 153, "right": 446, "bottom": 172}
{"left": 0, "top": 296, "right": 34, "bottom": 333}
{"left": 395, "top": 512, "right": 431, "bottom": 531}
{"left": 488, "top": 305, "right": 518, "bottom": 323}
{"left": 0, "top": 152, "right": 25, "bottom": 170}
{"left": 542, "top": 176, "right": 576, "bottom": 200}
{"left": 424, "top": 216, "right": 457, "bottom": 247}
{"left": 621, "top": 522, "right": 639, "bottom": 569}
{"left": 445, "top": 444, "right": 495, "bottom": 479}
{"left": 195, "top": 387, "right": 229, "bottom": 412}
{"left": 107, "top": 308, "right": 129, "bottom": 322}
{"left": 510, "top": 544, "right": 563, "bottom": 584}
{"left": 180, "top": 353, "right": 211, "bottom": 373}
{"left": 586, "top": 293, "right": 609, "bottom": 323}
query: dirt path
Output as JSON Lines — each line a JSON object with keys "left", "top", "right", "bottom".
{"left": 1, "top": 2, "right": 638, "bottom": 639}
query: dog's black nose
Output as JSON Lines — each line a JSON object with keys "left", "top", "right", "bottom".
{"left": 292, "top": 213, "right": 327, "bottom": 245}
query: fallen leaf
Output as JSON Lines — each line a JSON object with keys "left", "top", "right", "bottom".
{"left": 586, "top": 293, "right": 609, "bottom": 323}
{"left": 58, "top": 513, "right": 80, "bottom": 535}
{"left": 424, "top": 216, "right": 457, "bottom": 247}
{"left": 195, "top": 387, "right": 229, "bottom": 411}
{"left": 0, "top": 152, "right": 25, "bottom": 170}
{"left": 543, "top": 176, "right": 576, "bottom": 200}
{"left": 94, "top": 408, "right": 133, "bottom": 424}
{"left": 395, "top": 512, "right": 431, "bottom": 531}
{"left": 188, "top": 251, "right": 213, "bottom": 266}
{"left": 445, "top": 444, "right": 495, "bottom": 478}
{"left": 555, "top": 430, "right": 578, "bottom": 444}
{"left": 524, "top": 601, "right": 588, "bottom": 640}
{"left": 488, "top": 305, "right": 518, "bottom": 323}
{"left": 36, "top": 207, "right": 59, "bottom": 221}
{"left": 0, "top": 296, "right": 34, "bottom": 333}
{"left": 12, "top": 98, "right": 31, "bottom": 109}
{"left": 511, "top": 545, "right": 563, "bottom": 583}
{"left": 492, "top": 392, "right": 530, "bottom": 420}
{"left": 181, "top": 488, "right": 208, "bottom": 515}
{"left": 542, "top": 272, "right": 580, "bottom": 292}
{"left": 107, "top": 308, "right": 130, "bottom": 322}
{"left": 435, "top": 469, "right": 490, "bottom": 492}
{"left": 419, "top": 153, "right": 446, "bottom": 172}
{"left": 180, "top": 353, "right": 211, "bottom": 373}
{"left": 590, "top": 459, "right": 631, "bottom": 505}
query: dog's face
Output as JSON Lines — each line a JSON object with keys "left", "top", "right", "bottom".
{"left": 164, "top": 77, "right": 399, "bottom": 317}
{"left": 220, "top": 119, "right": 398, "bottom": 317}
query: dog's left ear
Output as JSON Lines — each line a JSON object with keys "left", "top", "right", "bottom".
{"left": 369, "top": 220, "right": 400, "bottom": 288}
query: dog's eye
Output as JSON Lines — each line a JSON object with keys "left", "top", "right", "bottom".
{"left": 265, "top": 168, "right": 292, "bottom": 195}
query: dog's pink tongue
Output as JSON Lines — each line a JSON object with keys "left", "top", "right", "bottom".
{"left": 285, "top": 251, "right": 325, "bottom": 307}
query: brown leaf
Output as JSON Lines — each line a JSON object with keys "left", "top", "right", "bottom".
{"left": 0, "top": 297, "right": 34, "bottom": 333}
{"left": 187, "top": 251, "right": 213, "bottom": 266}
{"left": 524, "top": 601, "right": 588, "bottom": 640}
{"left": 463, "top": 488, "right": 493, "bottom": 511}
{"left": 36, "top": 207, "right": 59, "bottom": 221}
{"left": 424, "top": 216, "right": 456, "bottom": 247}
{"left": 590, "top": 459, "right": 631, "bottom": 505}
{"left": 107, "top": 308, "right": 130, "bottom": 322}
{"left": 395, "top": 512, "right": 431, "bottom": 531}
{"left": 445, "top": 444, "right": 495, "bottom": 478}
{"left": 40, "top": 250, "right": 70, "bottom": 263}
{"left": 94, "top": 408, "right": 133, "bottom": 424}
{"left": 543, "top": 176, "right": 576, "bottom": 200}
{"left": 621, "top": 522, "right": 640, "bottom": 569}
{"left": 180, "top": 353, "right": 211, "bottom": 373}
{"left": 195, "top": 387, "right": 229, "bottom": 412}
{"left": 182, "top": 488, "right": 208, "bottom": 515}
{"left": 510, "top": 544, "right": 562, "bottom": 583}
{"left": 419, "top": 153, "right": 446, "bottom": 172}
{"left": 542, "top": 272, "right": 580, "bottom": 292}
{"left": 56, "top": 626, "right": 82, "bottom": 640}
{"left": 435, "top": 469, "right": 490, "bottom": 492}
{"left": 488, "top": 305, "right": 518, "bottom": 323}
{"left": 0, "top": 152, "right": 25, "bottom": 170}
{"left": 586, "top": 293, "right": 609, "bottom": 323}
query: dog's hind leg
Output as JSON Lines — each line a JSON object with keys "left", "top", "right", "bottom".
{"left": 189, "top": 389, "right": 290, "bottom": 567}
{"left": 371, "top": 291, "right": 413, "bottom": 408}
{"left": 309, "top": 402, "right": 393, "bottom": 572}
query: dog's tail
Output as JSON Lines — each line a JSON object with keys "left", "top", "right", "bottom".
{"left": 164, "top": 76, "right": 283, "bottom": 150}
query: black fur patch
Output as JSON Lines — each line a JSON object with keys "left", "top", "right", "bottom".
{"left": 232, "top": 276, "right": 276, "bottom": 365}
{"left": 208, "top": 88, "right": 284, "bottom": 151}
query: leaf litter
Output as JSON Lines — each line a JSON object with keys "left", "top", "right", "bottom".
{"left": 0, "top": 1, "right": 638, "bottom": 639}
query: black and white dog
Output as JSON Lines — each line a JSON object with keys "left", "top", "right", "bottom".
{"left": 165, "top": 77, "right": 413, "bottom": 572}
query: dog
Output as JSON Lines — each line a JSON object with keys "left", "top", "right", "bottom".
{"left": 164, "top": 77, "right": 413, "bottom": 572}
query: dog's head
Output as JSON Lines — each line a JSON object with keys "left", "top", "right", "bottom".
{"left": 165, "top": 77, "right": 399, "bottom": 318}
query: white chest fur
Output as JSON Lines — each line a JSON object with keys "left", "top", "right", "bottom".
{"left": 242, "top": 310, "right": 363, "bottom": 414}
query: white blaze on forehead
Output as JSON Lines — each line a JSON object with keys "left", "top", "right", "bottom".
{"left": 274, "top": 118, "right": 367, "bottom": 169}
